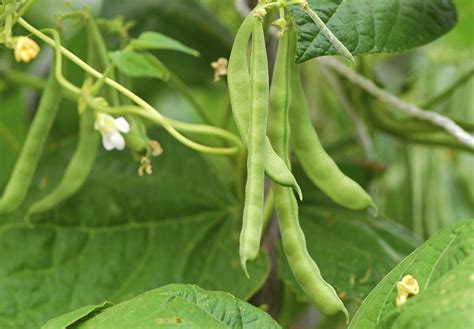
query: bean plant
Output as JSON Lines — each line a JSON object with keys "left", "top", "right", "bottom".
{"left": 0, "top": 0, "right": 473, "bottom": 328}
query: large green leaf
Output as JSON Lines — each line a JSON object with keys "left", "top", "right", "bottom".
{"left": 42, "top": 302, "right": 112, "bottom": 329}
{"left": 349, "top": 219, "right": 474, "bottom": 329}
{"left": 43, "top": 284, "right": 280, "bottom": 329}
{"left": 0, "top": 133, "right": 269, "bottom": 328}
{"left": 291, "top": 0, "right": 458, "bottom": 63}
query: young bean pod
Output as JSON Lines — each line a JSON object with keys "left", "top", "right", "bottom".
{"left": 289, "top": 62, "right": 376, "bottom": 212}
{"left": 239, "top": 18, "right": 268, "bottom": 276}
{"left": 0, "top": 71, "right": 62, "bottom": 214}
{"left": 124, "top": 115, "right": 150, "bottom": 157}
{"left": 27, "top": 109, "right": 99, "bottom": 215}
{"left": 228, "top": 12, "right": 302, "bottom": 200}
{"left": 270, "top": 28, "right": 349, "bottom": 320}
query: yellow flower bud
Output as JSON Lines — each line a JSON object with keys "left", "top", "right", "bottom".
{"left": 138, "top": 156, "right": 153, "bottom": 176}
{"left": 148, "top": 140, "right": 163, "bottom": 157}
{"left": 396, "top": 274, "right": 420, "bottom": 306}
{"left": 211, "top": 57, "right": 228, "bottom": 82}
{"left": 253, "top": 7, "right": 267, "bottom": 20}
{"left": 14, "top": 36, "right": 40, "bottom": 63}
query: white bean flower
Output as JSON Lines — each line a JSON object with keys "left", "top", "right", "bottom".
{"left": 94, "top": 113, "right": 130, "bottom": 151}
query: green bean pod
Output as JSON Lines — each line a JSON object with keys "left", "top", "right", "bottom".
{"left": 124, "top": 115, "right": 150, "bottom": 157}
{"left": 228, "top": 12, "right": 302, "bottom": 200}
{"left": 270, "top": 29, "right": 349, "bottom": 320}
{"left": 239, "top": 18, "right": 268, "bottom": 276}
{"left": 0, "top": 72, "right": 62, "bottom": 214}
{"left": 27, "top": 109, "right": 99, "bottom": 215}
{"left": 289, "top": 63, "right": 376, "bottom": 212}
{"left": 275, "top": 185, "right": 349, "bottom": 318}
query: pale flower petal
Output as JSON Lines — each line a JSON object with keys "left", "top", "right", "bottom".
{"left": 114, "top": 117, "right": 130, "bottom": 133}
{"left": 102, "top": 134, "right": 115, "bottom": 150}
{"left": 95, "top": 113, "right": 129, "bottom": 151}
{"left": 110, "top": 132, "right": 126, "bottom": 150}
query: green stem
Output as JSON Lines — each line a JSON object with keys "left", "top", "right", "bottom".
{"left": 321, "top": 57, "right": 474, "bottom": 148}
{"left": 86, "top": 16, "right": 120, "bottom": 106}
{"left": 372, "top": 106, "right": 474, "bottom": 152}
{"left": 18, "top": 17, "right": 166, "bottom": 120}
{"left": 18, "top": 17, "right": 241, "bottom": 155}
{"left": 88, "top": 103, "right": 241, "bottom": 155}
{"left": 12, "top": 0, "right": 35, "bottom": 24}
{"left": 44, "top": 28, "right": 81, "bottom": 95}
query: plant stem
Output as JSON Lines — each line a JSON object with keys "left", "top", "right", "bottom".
{"left": 86, "top": 16, "right": 120, "bottom": 106}
{"left": 12, "top": 0, "right": 35, "bottom": 24}
{"left": 18, "top": 17, "right": 242, "bottom": 155}
{"left": 18, "top": 17, "right": 165, "bottom": 119}
{"left": 320, "top": 57, "right": 474, "bottom": 149}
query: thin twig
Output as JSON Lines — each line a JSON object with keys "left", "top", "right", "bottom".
{"left": 320, "top": 58, "right": 474, "bottom": 149}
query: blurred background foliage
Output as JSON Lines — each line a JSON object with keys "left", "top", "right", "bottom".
{"left": 0, "top": 0, "right": 472, "bottom": 328}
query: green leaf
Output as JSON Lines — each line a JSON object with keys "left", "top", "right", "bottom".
{"left": 0, "top": 133, "right": 269, "bottom": 328}
{"left": 349, "top": 219, "right": 474, "bottom": 329}
{"left": 291, "top": 0, "right": 458, "bottom": 63}
{"left": 130, "top": 31, "right": 200, "bottom": 57}
{"left": 44, "top": 284, "right": 280, "bottom": 329}
{"left": 42, "top": 302, "right": 113, "bottom": 329}
{"left": 109, "top": 50, "right": 170, "bottom": 80}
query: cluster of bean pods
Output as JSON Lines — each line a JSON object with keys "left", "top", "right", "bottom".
{"left": 228, "top": 5, "right": 376, "bottom": 320}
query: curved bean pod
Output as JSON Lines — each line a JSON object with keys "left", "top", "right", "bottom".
{"left": 274, "top": 184, "right": 349, "bottom": 318}
{"left": 228, "top": 13, "right": 302, "bottom": 200}
{"left": 27, "top": 109, "right": 99, "bottom": 215}
{"left": 0, "top": 72, "right": 62, "bottom": 214}
{"left": 270, "top": 29, "right": 349, "bottom": 320}
{"left": 289, "top": 61, "right": 376, "bottom": 212}
{"left": 239, "top": 18, "right": 268, "bottom": 276}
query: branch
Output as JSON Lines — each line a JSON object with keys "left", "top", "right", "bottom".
{"left": 319, "top": 58, "right": 474, "bottom": 150}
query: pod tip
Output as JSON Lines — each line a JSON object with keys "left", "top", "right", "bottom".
{"left": 370, "top": 203, "right": 379, "bottom": 218}
{"left": 241, "top": 257, "right": 250, "bottom": 279}
{"left": 343, "top": 307, "right": 350, "bottom": 324}
{"left": 295, "top": 184, "right": 303, "bottom": 201}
